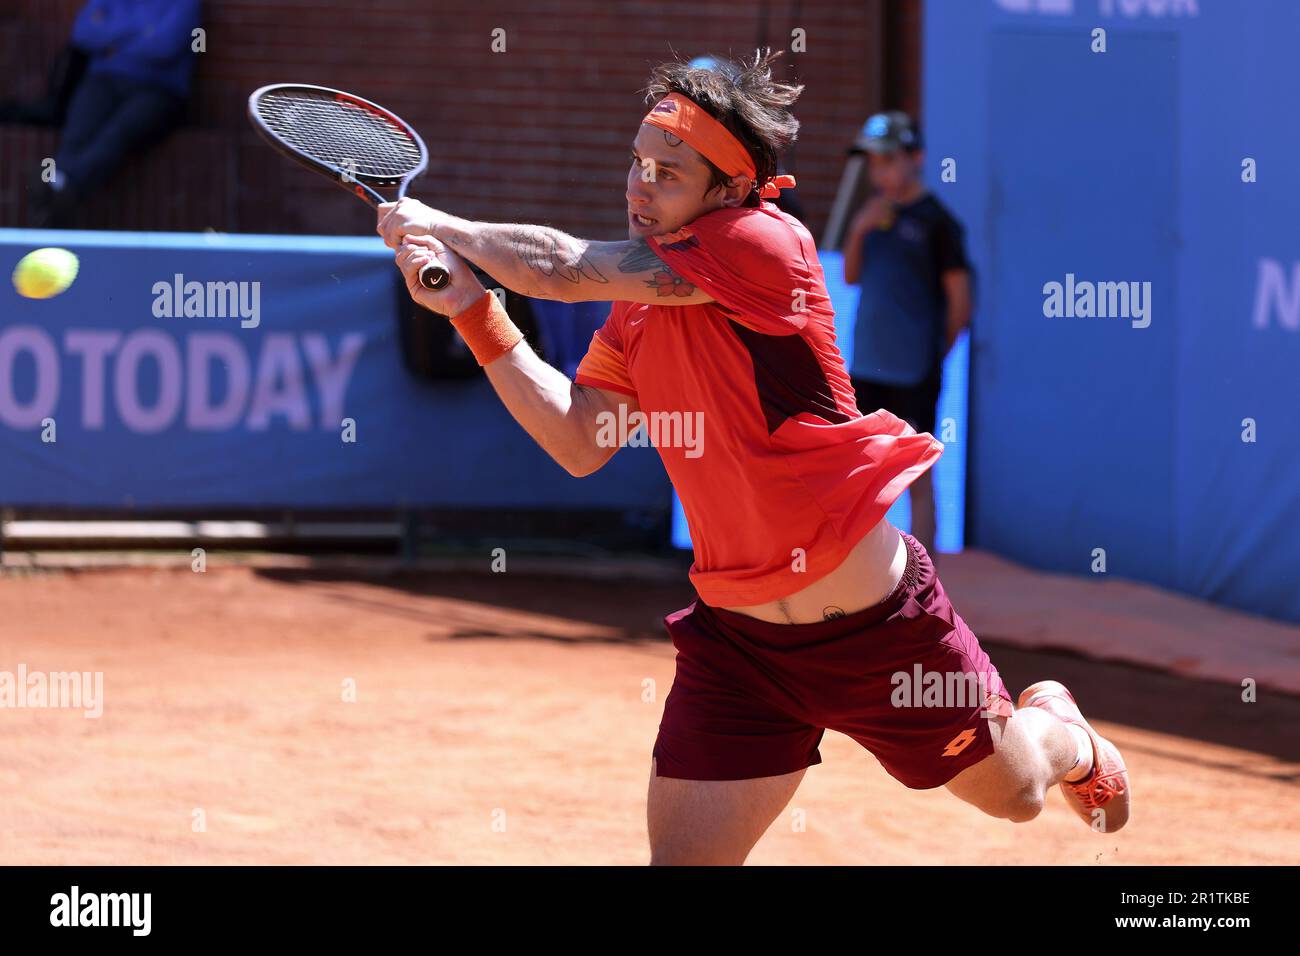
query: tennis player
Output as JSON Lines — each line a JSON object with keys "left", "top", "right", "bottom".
{"left": 377, "top": 50, "right": 1130, "bottom": 865}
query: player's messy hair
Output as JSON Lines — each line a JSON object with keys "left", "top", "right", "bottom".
{"left": 643, "top": 48, "right": 802, "bottom": 206}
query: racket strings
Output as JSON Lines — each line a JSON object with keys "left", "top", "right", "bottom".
{"left": 256, "top": 90, "right": 421, "bottom": 179}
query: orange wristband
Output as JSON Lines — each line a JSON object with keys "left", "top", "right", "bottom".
{"left": 449, "top": 290, "right": 524, "bottom": 366}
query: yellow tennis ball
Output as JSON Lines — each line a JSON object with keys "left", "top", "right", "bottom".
{"left": 12, "top": 247, "right": 80, "bottom": 299}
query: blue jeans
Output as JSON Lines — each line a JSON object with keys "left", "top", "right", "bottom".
{"left": 56, "top": 72, "right": 183, "bottom": 195}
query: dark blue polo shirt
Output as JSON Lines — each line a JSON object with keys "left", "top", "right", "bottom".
{"left": 851, "top": 193, "right": 969, "bottom": 386}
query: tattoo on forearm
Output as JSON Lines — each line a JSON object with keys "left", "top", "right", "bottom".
{"left": 619, "top": 240, "right": 697, "bottom": 298}
{"left": 510, "top": 228, "right": 607, "bottom": 285}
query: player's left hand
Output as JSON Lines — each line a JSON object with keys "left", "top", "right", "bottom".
{"left": 395, "top": 234, "right": 484, "bottom": 317}
{"left": 377, "top": 198, "right": 459, "bottom": 249}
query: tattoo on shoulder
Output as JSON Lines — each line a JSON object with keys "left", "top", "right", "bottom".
{"left": 512, "top": 228, "right": 607, "bottom": 285}
{"left": 822, "top": 606, "right": 846, "bottom": 621}
{"left": 617, "top": 241, "right": 663, "bottom": 273}
{"left": 620, "top": 240, "right": 697, "bottom": 298}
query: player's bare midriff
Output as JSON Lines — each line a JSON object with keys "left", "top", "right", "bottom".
{"left": 718, "top": 519, "right": 908, "bottom": 625}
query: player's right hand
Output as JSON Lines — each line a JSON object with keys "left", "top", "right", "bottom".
{"left": 395, "top": 235, "right": 485, "bottom": 317}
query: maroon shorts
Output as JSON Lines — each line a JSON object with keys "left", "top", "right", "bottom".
{"left": 653, "top": 533, "right": 1015, "bottom": 789}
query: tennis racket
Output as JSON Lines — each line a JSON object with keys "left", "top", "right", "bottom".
{"left": 248, "top": 83, "right": 450, "bottom": 290}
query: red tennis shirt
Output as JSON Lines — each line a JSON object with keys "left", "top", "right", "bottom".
{"left": 574, "top": 201, "right": 943, "bottom": 606}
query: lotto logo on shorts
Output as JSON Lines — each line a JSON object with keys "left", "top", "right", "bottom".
{"left": 941, "top": 729, "right": 977, "bottom": 757}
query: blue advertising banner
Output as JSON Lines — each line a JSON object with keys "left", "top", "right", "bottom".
{"left": 0, "top": 229, "right": 670, "bottom": 511}
{"left": 925, "top": 0, "right": 1300, "bottom": 622}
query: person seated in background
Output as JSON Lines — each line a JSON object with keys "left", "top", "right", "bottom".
{"left": 843, "top": 111, "right": 973, "bottom": 558}
{"left": 31, "top": 0, "right": 202, "bottom": 227}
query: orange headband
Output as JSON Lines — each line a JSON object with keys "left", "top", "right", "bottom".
{"left": 642, "top": 93, "right": 796, "bottom": 199}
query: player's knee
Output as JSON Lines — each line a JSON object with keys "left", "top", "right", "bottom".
{"left": 967, "top": 776, "right": 1046, "bottom": 823}
{"left": 1000, "top": 783, "right": 1046, "bottom": 823}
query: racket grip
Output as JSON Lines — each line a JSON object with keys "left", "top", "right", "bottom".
{"left": 419, "top": 263, "right": 451, "bottom": 290}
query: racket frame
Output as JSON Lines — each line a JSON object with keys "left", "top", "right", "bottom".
{"left": 247, "top": 83, "right": 449, "bottom": 288}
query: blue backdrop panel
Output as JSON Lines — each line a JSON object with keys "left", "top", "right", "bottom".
{"left": 925, "top": 0, "right": 1300, "bottom": 623}
{"left": 0, "top": 229, "right": 670, "bottom": 511}
{"left": 984, "top": 29, "right": 1180, "bottom": 586}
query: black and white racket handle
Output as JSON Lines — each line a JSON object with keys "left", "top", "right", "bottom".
{"left": 419, "top": 263, "right": 451, "bottom": 290}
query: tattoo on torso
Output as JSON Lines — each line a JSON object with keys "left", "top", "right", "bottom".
{"left": 772, "top": 601, "right": 845, "bottom": 624}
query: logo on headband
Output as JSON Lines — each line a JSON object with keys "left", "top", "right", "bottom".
{"left": 651, "top": 100, "right": 678, "bottom": 115}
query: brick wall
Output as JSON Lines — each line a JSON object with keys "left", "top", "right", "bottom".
{"left": 0, "top": 0, "right": 920, "bottom": 238}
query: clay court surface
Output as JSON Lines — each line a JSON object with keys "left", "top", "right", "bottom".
{"left": 2, "top": 560, "right": 1297, "bottom": 866}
